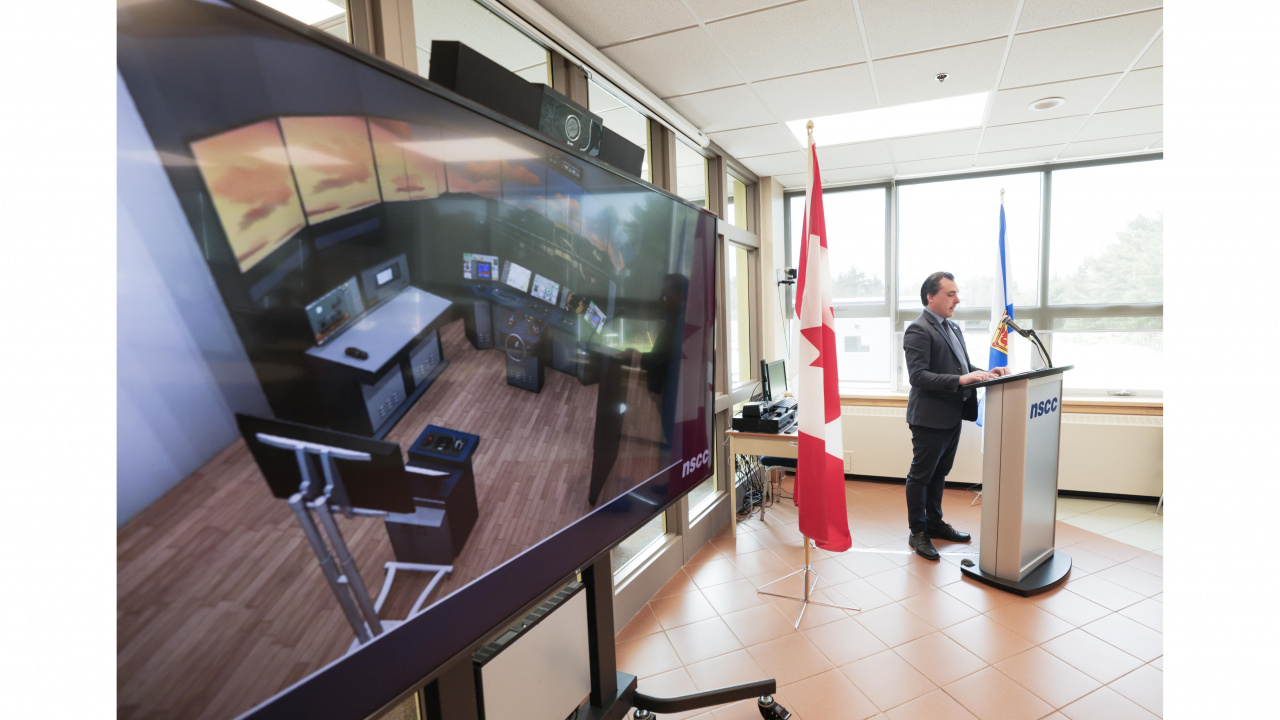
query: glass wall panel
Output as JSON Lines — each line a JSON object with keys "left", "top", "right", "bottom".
{"left": 588, "top": 80, "right": 650, "bottom": 183}
{"left": 413, "top": 0, "right": 550, "bottom": 84}
{"left": 259, "top": 0, "right": 350, "bottom": 40}
{"left": 789, "top": 188, "right": 885, "bottom": 304}
{"left": 727, "top": 173, "right": 748, "bottom": 230}
{"left": 610, "top": 514, "right": 665, "bottom": 574}
{"left": 676, "top": 140, "right": 707, "bottom": 208}
{"left": 898, "top": 173, "right": 1040, "bottom": 310}
{"left": 727, "top": 244, "right": 752, "bottom": 384}
{"left": 1049, "top": 160, "right": 1163, "bottom": 305}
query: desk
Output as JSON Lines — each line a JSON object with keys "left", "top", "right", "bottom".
{"left": 725, "top": 429, "right": 799, "bottom": 537}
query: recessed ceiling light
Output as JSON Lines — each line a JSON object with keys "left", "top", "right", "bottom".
{"left": 785, "top": 93, "right": 988, "bottom": 147}
{"left": 1028, "top": 97, "right": 1066, "bottom": 112}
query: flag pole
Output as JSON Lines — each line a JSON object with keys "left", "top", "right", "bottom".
{"left": 754, "top": 119, "right": 858, "bottom": 628}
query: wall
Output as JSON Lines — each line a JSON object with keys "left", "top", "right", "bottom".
{"left": 116, "top": 73, "right": 270, "bottom": 527}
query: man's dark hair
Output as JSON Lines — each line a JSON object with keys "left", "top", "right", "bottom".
{"left": 920, "top": 271, "right": 955, "bottom": 306}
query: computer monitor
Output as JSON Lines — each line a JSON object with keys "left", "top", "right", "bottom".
{"left": 529, "top": 273, "right": 560, "bottom": 304}
{"left": 500, "top": 260, "right": 532, "bottom": 292}
{"left": 463, "top": 253, "right": 499, "bottom": 281}
{"left": 760, "top": 359, "right": 788, "bottom": 403}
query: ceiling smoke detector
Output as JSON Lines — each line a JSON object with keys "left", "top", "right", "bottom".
{"left": 935, "top": 73, "right": 949, "bottom": 83}
{"left": 1029, "top": 97, "right": 1066, "bottom": 111}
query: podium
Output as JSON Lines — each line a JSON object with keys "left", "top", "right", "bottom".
{"left": 965, "top": 366, "right": 1074, "bottom": 595}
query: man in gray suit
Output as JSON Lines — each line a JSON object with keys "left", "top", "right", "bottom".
{"left": 903, "top": 272, "right": 1009, "bottom": 560}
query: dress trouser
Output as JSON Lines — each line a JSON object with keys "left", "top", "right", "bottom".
{"left": 905, "top": 422, "right": 963, "bottom": 535}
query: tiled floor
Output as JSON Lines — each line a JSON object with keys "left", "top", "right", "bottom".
{"left": 615, "top": 479, "right": 1163, "bottom": 719}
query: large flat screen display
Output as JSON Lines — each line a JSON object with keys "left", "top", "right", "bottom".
{"left": 118, "top": 2, "right": 718, "bottom": 718}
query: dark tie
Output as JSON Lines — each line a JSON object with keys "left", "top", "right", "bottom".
{"left": 940, "top": 321, "right": 965, "bottom": 366}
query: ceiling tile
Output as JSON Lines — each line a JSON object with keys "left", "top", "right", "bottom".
{"left": 774, "top": 171, "right": 808, "bottom": 188}
{"left": 775, "top": 164, "right": 897, "bottom": 188}
{"left": 533, "top": 0, "right": 696, "bottom": 47}
{"left": 685, "top": 0, "right": 794, "bottom": 23}
{"left": 890, "top": 129, "right": 982, "bottom": 163}
{"left": 858, "top": 0, "right": 1018, "bottom": 59}
{"left": 874, "top": 39, "right": 1006, "bottom": 106}
{"left": 1016, "top": 0, "right": 1163, "bottom": 33}
{"left": 976, "top": 144, "right": 1066, "bottom": 168}
{"left": 706, "top": 0, "right": 865, "bottom": 82}
{"left": 1136, "top": 35, "right": 1162, "bottom": 68}
{"left": 707, "top": 123, "right": 805, "bottom": 158}
{"left": 821, "top": 140, "right": 893, "bottom": 169}
{"left": 1000, "top": 10, "right": 1163, "bottom": 89}
{"left": 1059, "top": 132, "right": 1163, "bottom": 159}
{"left": 740, "top": 151, "right": 807, "bottom": 177}
{"left": 603, "top": 27, "right": 742, "bottom": 98}
{"left": 894, "top": 155, "right": 975, "bottom": 177}
{"left": 1075, "top": 105, "right": 1162, "bottom": 141}
{"left": 752, "top": 64, "right": 877, "bottom": 122}
{"left": 665, "top": 85, "right": 776, "bottom": 133}
{"left": 1150, "top": 137, "right": 1162, "bottom": 148}
{"left": 980, "top": 115, "right": 1089, "bottom": 153}
{"left": 1098, "top": 67, "right": 1162, "bottom": 112}
{"left": 987, "top": 74, "right": 1121, "bottom": 126}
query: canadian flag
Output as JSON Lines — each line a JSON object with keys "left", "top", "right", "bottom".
{"left": 793, "top": 131, "right": 851, "bottom": 553}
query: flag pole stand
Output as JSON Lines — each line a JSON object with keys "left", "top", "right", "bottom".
{"left": 755, "top": 536, "right": 860, "bottom": 629}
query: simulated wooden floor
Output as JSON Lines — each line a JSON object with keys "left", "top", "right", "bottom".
{"left": 118, "top": 319, "right": 664, "bottom": 720}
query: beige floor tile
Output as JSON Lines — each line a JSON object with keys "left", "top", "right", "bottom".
{"left": 781, "top": 668, "right": 882, "bottom": 720}
{"left": 827, "top": 577, "right": 897, "bottom": 612}
{"left": 666, "top": 616, "right": 745, "bottom": 666}
{"left": 854, "top": 603, "right": 937, "bottom": 648}
{"left": 746, "top": 633, "right": 835, "bottom": 686}
{"left": 1061, "top": 545, "right": 1123, "bottom": 574}
{"left": 899, "top": 587, "right": 982, "bottom": 630}
{"left": 994, "top": 647, "right": 1102, "bottom": 709}
{"left": 685, "top": 649, "right": 770, "bottom": 692}
{"left": 650, "top": 588, "right": 718, "bottom": 630}
{"left": 862, "top": 567, "right": 936, "bottom": 602}
{"left": 840, "top": 649, "right": 938, "bottom": 712}
{"left": 1122, "top": 552, "right": 1163, "bottom": 577}
{"left": 1081, "top": 614, "right": 1163, "bottom": 662}
{"left": 711, "top": 689, "right": 797, "bottom": 720}
{"left": 1065, "top": 576, "right": 1145, "bottom": 612}
{"left": 688, "top": 557, "right": 748, "bottom": 590}
{"left": 1103, "top": 520, "right": 1163, "bottom": 552}
{"left": 901, "top": 556, "right": 964, "bottom": 587}
{"left": 802, "top": 616, "right": 888, "bottom": 666}
{"left": 700, "top": 578, "right": 767, "bottom": 616}
{"left": 686, "top": 542, "right": 727, "bottom": 567}
{"left": 1088, "top": 501, "right": 1160, "bottom": 523}
{"left": 1063, "top": 513, "right": 1137, "bottom": 536}
{"left": 1094, "top": 564, "right": 1163, "bottom": 597}
{"left": 1108, "top": 665, "right": 1162, "bottom": 717}
{"left": 1059, "top": 497, "right": 1118, "bottom": 513}
{"left": 720, "top": 604, "right": 801, "bottom": 648}
{"left": 1075, "top": 536, "right": 1146, "bottom": 563}
{"left": 835, "top": 549, "right": 902, "bottom": 578}
{"left": 769, "top": 590, "right": 856, "bottom": 631}
{"left": 1041, "top": 629, "right": 1145, "bottom": 684}
{"left": 654, "top": 569, "right": 699, "bottom": 599}
{"left": 617, "top": 604, "right": 664, "bottom": 643}
{"left": 943, "top": 666, "right": 1054, "bottom": 720}
{"left": 616, "top": 631, "right": 684, "bottom": 679}
{"left": 1148, "top": 656, "right": 1162, "bottom": 670}
{"left": 885, "top": 689, "right": 979, "bottom": 720}
{"left": 810, "top": 556, "right": 859, "bottom": 585}
{"left": 849, "top": 525, "right": 902, "bottom": 547}
{"left": 1030, "top": 586, "right": 1111, "bottom": 627}
{"left": 984, "top": 602, "right": 1075, "bottom": 644}
{"left": 940, "top": 578, "right": 1022, "bottom": 613}
{"left": 632, "top": 667, "right": 705, "bottom": 720}
{"left": 942, "top": 615, "right": 1035, "bottom": 665}
{"left": 892, "top": 631, "right": 987, "bottom": 687}
{"left": 1056, "top": 506, "right": 1082, "bottom": 520}
{"left": 1060, "top": 687, "right": 1158, "bottom": 720}
{"left": 1118, "top": 597, "right": 1161, "bottom": 632}
{"left": 712, "top": 533, "right": 769, "bottom": 557}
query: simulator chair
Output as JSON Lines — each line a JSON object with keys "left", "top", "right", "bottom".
{"left": 237, "top": 414, "right": 453, "bottom": 648}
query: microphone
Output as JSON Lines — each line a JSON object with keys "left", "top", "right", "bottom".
{"left": 1002, "top": 315, "right": 1031, "bottom": 338}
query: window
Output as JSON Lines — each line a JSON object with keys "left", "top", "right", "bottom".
{"left": 786, "top": 155, "right": 1163, "bottom": 396}
{"left": 610, "top": 514, "right": 665, "bottom": 576}
{"left": 726, "top": 172, "right": 749, "bottom": 230}
{"left": 687, "top": 458, "right": 718, "bottom": 516}
{"left": 898, "top": 173, "right": 1041, "bottom": 309}
{"left": 413, "top": 0, "right": 550, "bottom": 84}
{"left": 258, "top": 0, "right": 350, "bottom": 41}
{"left": 588, "top": 80, "right": 650, "bottom": 183}
{"left": 676, "top": 140, "right": 707, "bottom": 209}
{"left": 726, "top": 243, "right": 752, "bottom": 385}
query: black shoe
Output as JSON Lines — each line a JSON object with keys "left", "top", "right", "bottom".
{"left": 928, "top": 522, "right": 971, "bottom": 543}
{"left": 909, "top": 531, "right": 940, "bottom": 561}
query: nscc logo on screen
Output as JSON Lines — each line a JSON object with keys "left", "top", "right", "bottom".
{"left": 682, "top": 449, "right": 711, "bottom": 477}
{"left": 1029, "top": 397, "right": 1059, "bottom": 419}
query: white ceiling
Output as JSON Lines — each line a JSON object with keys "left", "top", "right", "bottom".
{"left": 532, "top": 0, "right": 1163, "bottom": 188}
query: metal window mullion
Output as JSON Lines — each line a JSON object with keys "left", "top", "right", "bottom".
{"left": 886, "top": 182, "right": 899, "bottom": 391}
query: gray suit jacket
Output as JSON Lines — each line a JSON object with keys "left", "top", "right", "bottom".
{"left": 904, "top": 311, "right": 982, "bottom": 429}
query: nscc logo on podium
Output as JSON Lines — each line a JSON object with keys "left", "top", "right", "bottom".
{"left": 1029, "top": 397, "right": 1059, "bottom": 419}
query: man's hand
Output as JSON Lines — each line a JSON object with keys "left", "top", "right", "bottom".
{"left": 989, "top": 367, "right": 1012, "bottom": 377}
{"left": 960, "top": 370, "right": 996, "bottom": 385}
